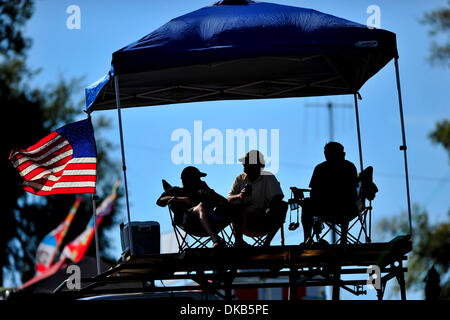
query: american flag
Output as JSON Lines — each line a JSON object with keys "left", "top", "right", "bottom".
{"left": 9, "top": 118, "right": 97, "bottom": 195}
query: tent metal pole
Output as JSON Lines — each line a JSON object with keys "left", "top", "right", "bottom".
{"left": 92, "top": 194, "right": 101, "bottom": 275}
{"left": 394, "top": 58, "right": 413, "bottom": 237}
{"left": 114, "top": 74, "right": 134, "bottom": 255}
{"left": 353, "top": 93, "right": 364, "bottom": 172}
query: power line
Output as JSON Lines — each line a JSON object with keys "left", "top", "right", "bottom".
{"left": 280, "top": 161, "right": 450, "bottom": 182}
{"left": 305, "top": 101, "right": 353, "bottom": 141}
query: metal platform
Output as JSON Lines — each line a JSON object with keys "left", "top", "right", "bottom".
{"left": 58, "top": 235, "right": 412, "bottom": 300}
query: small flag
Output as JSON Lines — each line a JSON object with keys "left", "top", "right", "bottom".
{"left": 96, "top": 179, "right": 120, "bottom": 217}
{"left": 20, "top": 258, "right": 68, "bottom": 290}
{"left": 35, "top": 196, "right": 82, "bottom": 275}
{"left": 60, "top": 214, "right": 103, "bottom": 263}
{"left": 60, "top": 180, "right": 120, "bottom": 262}
{"left": 9, "top": 118, "right": 97, "bottom": 195}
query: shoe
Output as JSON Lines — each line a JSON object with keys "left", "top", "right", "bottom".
{"left": 317, "top": 239, "right": 329, "bottom": 247}
{"left": 233, "top": 240, "right": 252, "bottom": 248}
{"left": 299, "top": 237, "right": 314, "bottom": 247}
{"left": 262, "top": 240, "right": 272, "bottom": 247}
{"left": 213, "top": 238, "right": 226, "bottom": 249}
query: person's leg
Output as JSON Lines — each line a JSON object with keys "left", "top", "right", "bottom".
{"left": 301, "top": 202, "right": 314, "bottom": 242}
{"left": 193, "top": 202, "right": 221, "bottom": 244}
{"left": 215, "top": 203, "right": 245, "bottom": 246}
{"left": 263, "top": 227, "right": 277, "bottom": 247}
{"left": 262, "top": 203, "right": 286, "bottom": 246}
{"left": 233, "top": 208, "right": 250, "bottom": 246}
{"left": 335, "top": 204, "right": 355, "bottom": 246}
{"left": 340, "top": 220, "right": 349, "bottom": 245}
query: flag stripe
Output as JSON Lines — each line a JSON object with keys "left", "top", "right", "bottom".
{"left": 16, "top": 146, "right": 72, "bottom": 174}
{"left": 23, "top": 131, "right": 59, "bottom": 154}
{"left": 25, "top": 161, "right": 71, "bottom": 182}
{"left": 30, "top": 174, "right": 97, "bottom": 184}
{"left": 12, "top": 135, "right": 67, "bottom": 161}
{"left": 23, "top": 153, "right": 73, "bottom": 181}
{"left": 24, "top": 180, "right": 96, "bottom": 191}
{"left": 13, "top": 139, "right": 70, "bottom": 167}
{"left": 64, "top": 162, "right": 97, "bottom": 170}
{"left": 12, "top": 132, "right": 61, "bottom": 160}
{"left": 20, "top": 150, "right": 73, "bottom": 178}
{"left": 38, "top": 165, "right": 97, "bottom": 181}
{"left": 25, "top": 157, "right": 96, "bottom": 181}
{"left": 25, "top": 175, "right": 96, "bottom": 188}
{"left": 45, "top": 170, "right": 97, "bottom": 181}
{"left": 24, "top": 186, "right": 96, "bottom": 196}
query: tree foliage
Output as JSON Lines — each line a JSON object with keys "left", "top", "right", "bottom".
{"left": 378, "top": 2, "right": 450, "bottom": 300}
{"left": 420, "top": 1, "right": 450, "bottom": 67}
{"left": 0, "top": 0, "right": 33, "bottom": 57}
{"left": 377, "top": 207, "right": 450, "bottom": 299}
{"left": 429, "top": 120, "right": 450, "bottom": 161}
{"left": 377, "top": 108, "right": 450, "bottom": 300}
{"left": 1, "top": 1, "right": 120, "bottom": 287}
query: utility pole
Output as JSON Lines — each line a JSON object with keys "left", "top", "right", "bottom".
{"left": 305, "top": 100, "right": 353, "bottom": 244}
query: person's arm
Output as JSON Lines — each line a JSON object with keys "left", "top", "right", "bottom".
{"left": 308, "top": 167, "right": 318, "bottom": 200}
{"left": 157, "top": 195, "right": 196, "bottom": 208}
{"left": 227, "top": 176, "right": 246, "bottom": 203}
{"left": 210, "top": 190, "right": 228, "bottom": 204}
{"left": 228, "top": 185, "right": 252, "bottom": 203}
{"left": 228, "top": 192, "right": 244, "bottom": 203}
{"left": 156, "top": 195, "right": 173, "bottom": 207}
{"left": 157, "top": 188, "right": 175, "bottom": 207}
{"left": 198, "top": 181, "right": 227, "bottom": 204}
{"left": 351, "top": 163, "right": 359, "bottom": 200}
{"left": 265, "top": 175, "right": 284, "bottom": 210}
{"left": 269, "top": 194, "right": 284, "bottom": 208}
{"left": 173, "top": 196, "right": 196, "bottom": 207}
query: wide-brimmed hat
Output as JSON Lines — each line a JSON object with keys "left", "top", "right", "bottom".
{"left": 181, "top": 166, "right": 207, "bottom": 179}
{"left": 238, "top": 150, "right": 265, "bottom": 167}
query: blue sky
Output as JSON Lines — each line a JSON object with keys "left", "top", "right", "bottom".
{"left": 21, "top": 0, "right": 449, "bottom": 299}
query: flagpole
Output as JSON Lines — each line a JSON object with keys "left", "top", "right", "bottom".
{"left": 92, "top": 194, "right": 101, "bottom": 275}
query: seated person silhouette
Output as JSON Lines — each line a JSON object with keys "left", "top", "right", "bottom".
{"left": 301, "top": 142, "right": 358, "bottom": 245}
{"left": 156, "top": 166, "right": 232, "bottom": 248}
{"left": 228, "top": 150, "right": 285, "bottom": 247}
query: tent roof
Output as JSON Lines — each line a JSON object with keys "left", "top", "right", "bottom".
{"left": 85, "top": 1, "right": 397, "bottom": 112}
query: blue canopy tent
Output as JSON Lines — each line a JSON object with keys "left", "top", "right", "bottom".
{"left": 86, "top": 1, "right": 398, "bottom": 111}
{"left": 85, "top": 0, "right": 412, "bottom": 255}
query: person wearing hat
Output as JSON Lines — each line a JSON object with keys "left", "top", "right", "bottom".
{"left": 157, "top": 166, "right": 231, "bottom": 248}
{"left": 228, "top": 150, "right": 285, "bottom": 247}
{"left": 300, "top": 142, "right": 358, "bottom": 245}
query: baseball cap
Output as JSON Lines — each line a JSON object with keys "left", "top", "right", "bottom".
{"left": 181, "top": 166, "right": 207, "bottom": 179}
{"left": 238, "top": 150, "right": 265, "bottom": 167}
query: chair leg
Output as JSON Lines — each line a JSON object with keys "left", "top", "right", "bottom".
{"left": 174, "top": 226, "right": 189, "bottom": 251}
{"left": 188, "top": 235, "right": 211, "bottom": 249}
{"left": 288, "top": 268, "right": 297, "bottom": 300}
{"left": 252, "top": 236, "right": 266, "bottom": 246}
{"left": 396, "top": 260, "right": 407, "bottom": 300}
{"left": 332, "top": 269, "right": 341, "bottom": 300}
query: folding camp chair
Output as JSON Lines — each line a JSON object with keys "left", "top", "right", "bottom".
{"left": 162, "top": 180, "right": 234, "bottom": 251}
{"left": 290, "top": 166, "right": 377, "bottom": 245}
{"left": 241, "top": 201, "right": 288, "bottom": 247}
